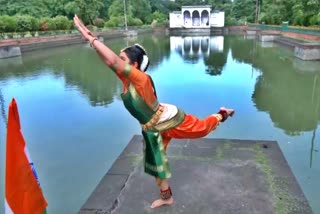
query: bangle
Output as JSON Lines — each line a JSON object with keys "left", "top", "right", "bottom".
{"left": 217, "top": 110, "right": 228, "bottom": 122}
{"left": 213, "top": 114, "right": 223, "bottom": 122}
{"left": 90, "top": 37, "right": 98, "bottom": 48}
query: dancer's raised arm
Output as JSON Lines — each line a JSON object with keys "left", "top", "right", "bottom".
{"left": 73, "top": 15, "right": 126, "bottom": 74}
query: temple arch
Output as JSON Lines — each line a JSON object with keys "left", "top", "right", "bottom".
{"left": 183, "top": 11, "right": 191, "bottom": 26}
{"left": 201, "top": 10, "right": 210, "bottom": 26}
{"left": 192, "top": 11, "right": 200, "bottom": 26}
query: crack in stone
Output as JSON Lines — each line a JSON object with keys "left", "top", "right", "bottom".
{"left": 109, "top": 166, "right": 139, "bottom": 214}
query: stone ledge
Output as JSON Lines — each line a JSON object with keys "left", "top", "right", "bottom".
{"left": 80, "top": 136, "right": 313, "bottom": 214}
{"left": 0, "top": 34, "right": 82, "bottom": 47}
{"left": 294, "top": 46, "right": 320, "bottom": 60}
{"left": 0, "top": 46, "right": 21, "bottom": 59}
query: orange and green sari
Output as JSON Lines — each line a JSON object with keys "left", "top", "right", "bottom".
{"left": 119, "top": 64, "right": 184, "bottom": 179}
{"left": 117, "top": 63, "right": 220, "bottom": 179}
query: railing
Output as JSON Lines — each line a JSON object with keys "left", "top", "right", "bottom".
{"left": 248, "top": 23, "right": 320, "bottom": 36}
{"left": 0, "top": 30, "right": 79, "bottom": 40}
{"left": 0, "top": 25, "right": 153, "bottom": 41}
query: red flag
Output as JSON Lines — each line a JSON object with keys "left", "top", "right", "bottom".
{"left": 5, "top": 98, "right": 47, "bottom": 214}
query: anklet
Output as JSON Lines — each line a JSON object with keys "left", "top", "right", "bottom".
{"left": 160, "top": 187, "right": 172, "bottom": 200}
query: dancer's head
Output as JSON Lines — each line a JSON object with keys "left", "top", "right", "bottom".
{"left": 120, "top": 44, "right": 150, "bottom": 72}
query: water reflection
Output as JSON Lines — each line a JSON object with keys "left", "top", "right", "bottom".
{"left": 310, "top": 127, "right": 318, "bottom": 168}
{"left": 0, "top": 35, "right": 172, "bottom": 108}
{"left": 293, "top": 59, "right": 320, "bottom": 73}
{"left": 0, "top": 56, "right": 23, "bottom": 68}
{"left": 170, "top": 36, "right": 226, "bottom": 75}
{"left": 232, "top": 36, "right": 320, "bottom": 168}
{"left": 228, "top": 36, "right": 320, "bottom": 134}
{"left": 169, "top": 35, "right": 320, "bottom": 138}
{"left": 170, "top": 36, "right": 224, "bottom": 56}
{"left": 0, "top": 89, "right": 7, "bottom": 127}
{"left": 251, "top": 51, "right": 320, "bottom": 136}
{"left": 204, "top": 37, "right": 228, "bottom": 76}
{"left": 2, "top": 36, "right": 318, "bottom": 139}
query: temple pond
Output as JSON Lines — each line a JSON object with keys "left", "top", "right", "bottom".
{"left": 0, "top": 34, "right": 319, "bottom": 213}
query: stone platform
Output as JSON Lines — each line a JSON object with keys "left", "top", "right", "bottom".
{"left": 80, "top": 136, "right": 312, "bottom": 214}
{"left": 255, "top": 31, "right": 320, "bottom": 60}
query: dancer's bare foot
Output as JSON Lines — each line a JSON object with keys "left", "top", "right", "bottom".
{"left": 150, "top": 197, "right": 174, "bottom": 208}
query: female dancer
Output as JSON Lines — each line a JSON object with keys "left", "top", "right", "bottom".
{"left": 73, "top": 15, "right": 234, "bottom": 209}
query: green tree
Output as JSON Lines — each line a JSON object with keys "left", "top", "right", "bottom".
{"left": 99, "top": 0, "right": 112, "bottom": 20}
{"left": 258, "top": 0, "right": 320, "bottom": 25}
{"left": 108, "top": 0, "right": 126, "bottom": 18}
{"left": 74, "top": 0, "right": 104, "bottom": 24}
{"left": 1, "top": 0, "right": 50, "bottom": 17}
{"left": 131, "top": 0, "right": 152, "bottom": 23}
{"left": 232, "top": 0, "right": 256, "bottom": 23}
{"left": 150, "top": 0, "right": 179, "bottom": 14}
{"left": 44, "top": 0, "right": 71, "bottom": 18}
{"left": 0, "top": 0, "right": 318, "bottom": 27}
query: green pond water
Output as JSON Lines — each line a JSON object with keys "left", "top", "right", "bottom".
{"left": 0, "top": 34, "right": 319, "bottom": 214}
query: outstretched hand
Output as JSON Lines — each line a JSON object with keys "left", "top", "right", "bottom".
{"left": 218, "top": 107, "right": 235, "bottom": 122}
{"left": 73, "top": 15, "right": 94, "bottom": 41}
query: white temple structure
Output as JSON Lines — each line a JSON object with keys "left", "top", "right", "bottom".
{"left": 169, "top": 5, "right": 225, "bottom": 29}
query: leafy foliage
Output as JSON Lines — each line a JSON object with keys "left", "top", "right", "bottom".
{"left": 0, "top": 15, "right": 17, "bottom": 32}
{"left": 39, "top": 17, "right": 56, "bottom": 31}
{"left": 15, "top": 15, "right": 39, "bottom": 32}
{"left": 93, "top": 18, "right": 105, "bottom": 28}
{"left": 262, "top": 0, "right": 319, "bottom": 25}
{"left": 0, "top": 0, "right": 318, "bottom": 32}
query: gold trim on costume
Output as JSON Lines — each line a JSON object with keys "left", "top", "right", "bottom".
{"left": 152, "top": 100, "right": 159, "bottom": 111}
{"left": 128, "top": 83, "right": 159, "bottom": 113}
{"left": 145, "top": 162, "right": 164, "bottom": 173}
{"left": 124, "top": 63, "right": 131, "bottom": 77}
{"left": 153, "top": 109, "right": 185, "bottom": 132}
{"left": 141, "top": 105, "right": 164, "bottom": 131}
{"left": 141, "top": 107, "right": 185, "bottom": 132}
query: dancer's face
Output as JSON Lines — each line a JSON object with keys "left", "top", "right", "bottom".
{"left": 119, "top": 51, "right": 138, "bottom": 68}
{"left": 119, "top": 51, "right": 130, "bottom": 63}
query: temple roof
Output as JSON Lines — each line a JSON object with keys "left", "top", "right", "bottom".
{"left": 182, "top": 5, "right": 212, "bottom": 9}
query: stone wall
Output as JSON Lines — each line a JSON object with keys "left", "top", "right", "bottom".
{"left": 258, "top": 33, "right": 281, "bottom": 42}
{"left": 0, "top": 28, "right": 153, "bottom": 59}
{"left": 0, "top": 46, "right": 21, "bottom": 59}
{"left": 0, "top": 34, "right": 84, "bottom": 59}
{"left": 294, "top": 44, "right": 320, "bottom": 60}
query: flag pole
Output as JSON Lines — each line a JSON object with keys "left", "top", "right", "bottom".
{"left": 123, "top": 0, "right": 128, "bottom": 32}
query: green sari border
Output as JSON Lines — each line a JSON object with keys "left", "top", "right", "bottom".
{"left": 142, "top": 131, "right": 171, "bottom": 179}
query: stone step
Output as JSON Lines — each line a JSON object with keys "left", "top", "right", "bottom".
{"left": 275, "top": 37, "right": 303, "bottom": 47}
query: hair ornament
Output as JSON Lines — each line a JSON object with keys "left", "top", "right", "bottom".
{"left": 140, "top": 55, "right": 149, "bottom": 71}
{"left": 134, "top": 43, "right": 147, "bottom": 55}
